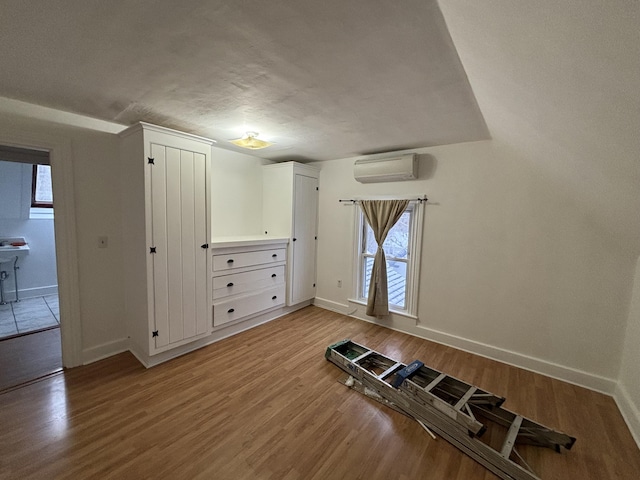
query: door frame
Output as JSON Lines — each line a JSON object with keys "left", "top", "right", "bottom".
{"left": 0, "top": 128, "right": 83, "bottom": 368}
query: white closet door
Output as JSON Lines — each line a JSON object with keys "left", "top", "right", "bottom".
{"left": 150, "top": 144, "right": 208, "bottom": 349}
{"left": 290, "top": 174, "right": 318, "bottom": 304}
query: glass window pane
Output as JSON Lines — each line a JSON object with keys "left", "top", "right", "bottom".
{"left": 363, "top": 256, "right": 374, "bottom": 297}
{"left": 387, "top": 260, "right": 407, "bottom": 309}
{"left": 361, "top": 257, "right": 407, "bottom": 309}
{"left": 363, "top": 211, "right": 411, "bottom": 259}
{"left": 383, "top": 211, "right": 410, "bottom": 259}
{"left": 364, "top": 225, "right": 377, "bottom": 255}
{"left": 34, "top": 165, "right": 53, "bottom": 203}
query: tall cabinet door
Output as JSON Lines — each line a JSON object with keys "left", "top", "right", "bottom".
{"left": 290, "top": 173, "right": 319, "bottom": 305}
{"left": 149, "top": 143, "right": 209, "bottom": 350}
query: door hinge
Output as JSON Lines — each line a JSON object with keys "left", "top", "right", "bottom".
{"left": 148, "top": 157, "right": 155, "bottom": 165}
{"left": 150, "top": 247, "right": 157, "bottom": 254}
{"left": 152, "top": 330, "right": 159, "bottom": 338}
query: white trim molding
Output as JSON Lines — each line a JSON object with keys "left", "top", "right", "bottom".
{"left": 0, "top": 128, "right": 83, "bottom": 368}
{"left": 614, "top": 383, "right": 640, "bottom": 449}
{"left": 313, "top": 301, "right": 617, "bottom": 395}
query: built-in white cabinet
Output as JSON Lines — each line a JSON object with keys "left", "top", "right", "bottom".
{"left": 120, "top": 122, "right": 213, "bottom": 360}
{"left": 262, "top": 162, "right": 319, "bottom": 306}
{"left": 211, "top": 239, "right": 288, "bottom": 327}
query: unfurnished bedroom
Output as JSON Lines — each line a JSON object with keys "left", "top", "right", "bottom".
{"left": 0, "top": 1, "right": 638, "bottom": 479}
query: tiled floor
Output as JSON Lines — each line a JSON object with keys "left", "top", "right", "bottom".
{"left": 0, "top": 295, "right": 60, "bottom": 340}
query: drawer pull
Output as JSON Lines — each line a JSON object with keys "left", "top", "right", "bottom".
{"left": 272, "top": 295, "right": 277, "bottom": 300}
{"left": 272, "top": 253, "right": 277, "bottom": 258}
{"left": 271, "top": 274, "right": 277, "bottom": 278}
{"left": 226, "top": 259, "right": 234, "bottom": 264}
{"left": 227, "top": 308, "right": 235, "bottom": 313}
{"left": 227, "top": 282, "right": 234, "bottom": 287}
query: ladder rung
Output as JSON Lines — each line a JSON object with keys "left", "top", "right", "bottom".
{"left": 378, "top": 362, "right": 404, "bottom": 380}
{"left": 501, "top": 415, "right": 523, "bottom": 458}
{"left": 423, "top": 373, "right": 447, "bottom": 393}
{"left": 352, "top": 350, "right": 374, "bottom": 364}
{"left": 454, "top": 386, "right": 477, "bottom": 411}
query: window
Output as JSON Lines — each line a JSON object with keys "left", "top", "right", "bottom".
{"left": 354, "top": 201, "right": 424, "bottom": 316}
{"left": 31, "top": 164, "right": 53, "bottom": 208}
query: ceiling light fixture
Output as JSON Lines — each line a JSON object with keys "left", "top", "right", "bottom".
{"left": 229, "top": 131, "right": 273, "bottom": 150}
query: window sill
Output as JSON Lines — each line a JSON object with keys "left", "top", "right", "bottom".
{"left": 348, "top": 298, "right": 418, "bottom": 321}
{"left": 29, "top": 208, "right": 54, "bottom": 220}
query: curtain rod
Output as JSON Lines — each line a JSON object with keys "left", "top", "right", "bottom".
{"left": 339, "top": 195, "right": 428, "bottom": 204}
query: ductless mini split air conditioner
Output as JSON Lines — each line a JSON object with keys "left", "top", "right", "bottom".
{"left": 353, "top": 154, "right": 417, "bottom": 183}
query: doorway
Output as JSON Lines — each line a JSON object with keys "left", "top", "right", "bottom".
{"left": 0, "top": 148, "right": 62, "bottom": 391}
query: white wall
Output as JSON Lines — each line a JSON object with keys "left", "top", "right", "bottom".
{"left": 313, "top": 140, "right": 635, "bottom": 392}
{"left": 0, "top": 160, "right": 58, "bottom": 296}
{"left": 210, "top": 147, "right": 273, "bottom": 237}
{"left": 0, "top": 105, "right": 126, "bottom": 363}
{"left": 616, "top": 256, "right": 640, "bottom": 446}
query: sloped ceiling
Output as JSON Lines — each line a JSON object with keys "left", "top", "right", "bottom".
{"left": 0, "top": 1, "right": 638, "bottom": 255}
{"left": 0, "top": 0, "right": 488, "bottom": 161}
{"left": 438, "top": 0, "right": 640, "bottom": 257}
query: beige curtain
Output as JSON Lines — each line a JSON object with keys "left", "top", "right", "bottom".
{"left": 360, "top": 199, "right": 409, "bottom": 317}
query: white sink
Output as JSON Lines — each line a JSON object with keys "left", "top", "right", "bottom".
{"left": 0, "top": 236, "right": 30, "bottom": 263}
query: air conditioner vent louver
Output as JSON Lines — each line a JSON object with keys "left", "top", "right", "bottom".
{"left": 354, "top": 154, "right": 417, "bottom": 183}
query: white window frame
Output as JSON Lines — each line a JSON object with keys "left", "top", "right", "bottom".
{"left": 351, "top": 200, "right": 424, "bottom": 317}
{"left": 29, "top": 164, "right": 54, "bottom": 219}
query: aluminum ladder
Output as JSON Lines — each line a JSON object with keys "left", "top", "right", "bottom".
{"left": 325, "top": 339, "right": 575, "bottom": 480}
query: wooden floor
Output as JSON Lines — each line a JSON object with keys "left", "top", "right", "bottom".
{"left": 1, "top": 306, "right": 638, "bottom": 479}
{"left": 0, "top": 326, "right": 62, "bottom": 392}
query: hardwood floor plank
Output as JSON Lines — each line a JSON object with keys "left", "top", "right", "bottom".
{"left": 1, "top": 306, "right": 638, "bottom": 479}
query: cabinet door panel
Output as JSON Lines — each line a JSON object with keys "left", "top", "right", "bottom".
{"left": 180, "top": 150, "right": 196, "bottom": 340}
{"left": 166, "top": 146, "right": 184, "bottom": 345}
{"left": 193, "top": 153, "right": 208, "bottom": 336}
{"left": 151, "top": 144, "right": 169, "bottom": 348}
{"left": 290, "top": 174, "right": 318, "bottom": 304}
{"left": 151, "top": 144, "right": 208, "bottom": 350}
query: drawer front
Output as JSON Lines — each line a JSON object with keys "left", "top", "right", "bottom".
{"left": 213, "top": 266, "right": 285, "bottom": 300}
{"left": 212, "top": 248, "right": 286, "bottom": 272}
{"left": 213, "top": 285, "right": 285, "bottom": 327}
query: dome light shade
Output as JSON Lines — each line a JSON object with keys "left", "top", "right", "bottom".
{"left": 229, "top": 131, "right": 273, "bottom": 150}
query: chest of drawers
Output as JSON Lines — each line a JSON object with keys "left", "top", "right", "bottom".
{"left": 211, "top": 240, "right": 288, "bottom": 328}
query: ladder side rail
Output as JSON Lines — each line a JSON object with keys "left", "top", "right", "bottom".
{"left": 470, "top": 404, "right": 576, "bottom": 451}
{"left": 402, "top": 379, "right": 486, "bottom": 436}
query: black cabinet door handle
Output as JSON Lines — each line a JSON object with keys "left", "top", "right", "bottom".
{"left": 227, "top": 308, "right": 235, "bottom": 313}
{"left": 293, "top": 238, "right": 297, "bottom": 241}
{"left": 272, "top": 254, "right": 277, "bottom": 257}
{"left": 271, "top": 274, "right": 276, "bottom": 278}
{"left": 227, "top": 282, "right": 234, "bottom": 287}
{"left": 272, "top": 296, "right": 277, "bottom": 300}
{"left": 226, "top": 259, "right": 234, "bottom": 264}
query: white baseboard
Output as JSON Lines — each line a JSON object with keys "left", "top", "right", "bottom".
{"left": 614, "top": 383, "right": 640, "bottom": 449}
{"left": 82, "top": 338, "right": 129, "bottom": 365}
{"left": 313, "top": 297, "right": 617, "bottom": 394}
{"left": 130, "top": 302, "right": 311, "bottom": 368}
{"left": 312, "top": 297, "right": 352, "bottom": 315}
{"left": 412, "top": 323, "right": 617, "bottom": 395}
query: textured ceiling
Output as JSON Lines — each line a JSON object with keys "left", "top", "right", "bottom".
{"left": 0, "top": 0, "right": 488, "bottom": 161}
